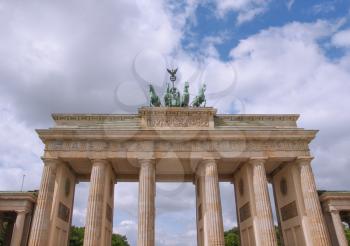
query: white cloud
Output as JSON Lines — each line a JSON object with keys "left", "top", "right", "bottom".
{"left": 0, "top": 104, "right": 43, "bottom": 191}
{"left": 220, "top": 183, "right": 236, "bottom": 229}
{"left": 332, "top": 28, "right": 350, "bottom": 48}
{"left": 236, "top": 6, "right": 266, "bottom": 24}
{"left": 214, "top": 0, "right": 271, "bottom": 24}
{"left": 286, "top": 0, "right": 295, "bottom": 10}
{"left": 312, "top": 1, "right": 337, "bottom": 14}
{"left": 155, "top": 228, "right": 197, "bottom": 246}
{"left": 115, "top": 220, "right": 138, "bottom": 245}
{"left": 0, "top": 0, "right": 182, "bottom": 124}
{"left": 228, "top": 20, "right": 350, "bottom": 191}
{"left": 1, "top": 1, "right": 350, "bottom": 245}
{"left": 71, "top": 183, "right": 89, "bottom": 226}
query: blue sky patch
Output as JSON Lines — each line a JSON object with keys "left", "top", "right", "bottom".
{"left": 180, "top": 0, "right": 350, "bottom": 61}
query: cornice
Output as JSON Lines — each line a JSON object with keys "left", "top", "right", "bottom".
{"left": 0, "top": 192, "right": 37, "bottom": 203}
{"left": 51, "top": 111, "right": 301, "bottom": 129}
{"left": 319, "top": 192, "right": 350, "bottom": 202}
{"left": 215, "top": 114, "right": 300, "bottom": 121}
{"left": 52, "top": 113, "right": 138, "bottom": 121}
{"left": 51, "top": 113, "right": 299, "bottom": 122}
{"left": 36, "top": 128, "right": 318, "bottom": 142}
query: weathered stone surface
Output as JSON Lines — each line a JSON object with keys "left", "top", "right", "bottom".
{"left": 250, "top": 158, "right": 278, "bottom": 246}
{"left": 28, "top": 159, "right": 58, "bottom": 246}
{"left": 319, "top": 191, "right": 350, "bottom": 246}
{"left": 25, "top": 107, "right": 334, "bottom": 246}
{"left": 196, "top": 159, "right": 225, "bottom": 246}
{"left": 298, "top": 157, "right": 331, "bottom": 246}
{"left": 11, "top": 211, "right": 27, "bottom": 246}
{"left": 139, "top": 107, "right": 216, "bottom": 128}
{"left": 84, "top": 159, "right": 115, "bottom": 246}
{"left": 137, "top": 159, "right": 155, "bottom": 246}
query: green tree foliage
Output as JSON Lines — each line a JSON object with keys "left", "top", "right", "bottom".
{"left": 69, "top": 226, "right": 129, "bottom": 246}
{"left": 69, "top": 226, "right": 85, "bottom": 246}
{"left": 345, "top": 228, "right": 350, "bottom": 244}
{"left": 224, "top": 227, "right": 240, "bottom": 246}
{"left": 0, "top": 221, "right": 9, "bottom": 246}
{"left": 112, "top": 234, "right": 130, "bottom": 246}
{"left": 223, "top": 226, "right": 350, "bottom": 245}
{"left": 224, "top": 226, "right": 282, "bottom": 246}
{"left": 275, "top": 226, "right": 282, "bottom": 246}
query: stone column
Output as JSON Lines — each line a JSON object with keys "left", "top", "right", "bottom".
{"left": 83, "top": 159, "right": 108, "bottom": 246}
{"left": 250, "top": 158, "right": 277, "bottom": 245}
{"left": 297, "top": 157, "right": 331, "bottom": 246}
{"left": 137, "top": 159, "right": 155, "bottom": 246}
{"left": 11, "top": 211, "right": 27, "bottom": 246}
{"left": 330, "top": 210, "right": 347, "bottom": 246}
{"left": 202, "top": 159, "right": 225, "bottom": 246}
{"left": 28, "top": 158, "right": 58, "bottom": 246}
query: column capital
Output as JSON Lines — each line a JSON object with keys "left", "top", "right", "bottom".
{"left": 201, "top": 157, "right": 218, "bottom": 164}
{"left": 329, "top": 206, "right": 340, "bottom": 214}
{"left": 296, "top": 156, "right": 314, "bottom": 166}
{"left": 249, "top": 157, "right": 268, "bottom": 166}
{"left": 330, "top": 210, "right": 340, "bottom": 215}
{"left": 196, "top": 158, "right": 218, "bottom": 176}
{"left": 41, "top": 157, "right": 61, "bottom": 168}
{"left": 90, "top": 158, "right": 110, "bottom": 166}
{"left": 15, "top": 210, "right": 28, "bottom": 215}
{"left": 138, "top": 158, "right": 155, "bottom": 164}
{"left": 138, "top": 158, "right": 155, "bottom": 169}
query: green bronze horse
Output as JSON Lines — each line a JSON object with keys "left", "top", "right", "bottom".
{"left": 164, "top": 83, "right": 171, "bottom": 107}
{"left": 149, "top": 84, "right": 161, "bottom": 107}
{"left": 191, "top": 84, "right": 206, "bottom": 107}
{"left": 181, "top": 82, "right": 190, "bottom": 107}
{"left": 169, "top": 86, "right": 180, "bottom": 107}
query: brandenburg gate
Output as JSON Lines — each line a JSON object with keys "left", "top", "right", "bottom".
{"left": 27, "top": 107, "right": 332, "bottom": 246}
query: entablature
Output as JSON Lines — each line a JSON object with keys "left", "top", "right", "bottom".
{"left": 41, "top": 108, "right": 316, "bottom": 163}
{"left": 43, "top": 138, "right": 311, "bottom": 155}
{"left": 37, "top": 128, "right": 317, "bottom": 141}
{"left": 50, "top": 107, "right": 302, "bottom": 130}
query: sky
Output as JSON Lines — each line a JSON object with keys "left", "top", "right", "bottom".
{"left": 1, "top": 0, "right": 350, "bottom": 245}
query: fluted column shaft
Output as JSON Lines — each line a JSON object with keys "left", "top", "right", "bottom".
{"left": 202, "top": 159, "right": 225, "bottom": 246}
{"left": 298, "top": 157, "right": 331, "bottom": 246}
{"left": 28, "top": 159, "right": 58, "bottom": 246}
{"left": 330, "top": 210, "right": 347, "bottom": 246}
{"left": 11, "top": 211, "right": 27, "bottom": 246}
{"left": 250, "top": 158, "right": 277, "bottom": 246}
{"left": 83, "top": 160, "right": 108, "bottom": 246}
{"left": 137, "top": 159, "right": 155, "bottom": 246}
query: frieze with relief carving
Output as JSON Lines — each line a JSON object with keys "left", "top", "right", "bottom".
{"left": 45, "top": 139, "right": 309, "bottom": 152}
{"left": 146, "top": 116, "right": 209, "bottom": 127}
{"left": 139, "top": 107, "right": 216, "bottom": 128}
